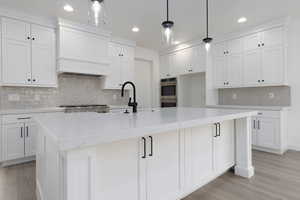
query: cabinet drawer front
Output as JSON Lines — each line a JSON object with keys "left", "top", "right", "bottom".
{"left": 256, "top": 111, "right": 280, "bottom": 118}
{"left": 2, "top": 114, "right": 33, "bottom": 124}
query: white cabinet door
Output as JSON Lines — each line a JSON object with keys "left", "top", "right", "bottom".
{"left": 261, "top": 27, "right": 283, "bottom": 48}
{"left": 243, "top": 49, "right": 261, "bottom": 85}
{"left": 191, "top": 46, "right": 206, "bottom": 73}
{"left": 104, "top": 44, "right": 122, "bottom": 89}
{"left": 31, "top": 25, "right": 56, "bottom": 86}
{"left": 2, "top": 123, "right": 25, "bottom": 161}
{"left": 213, "top": 42, "right": 227, "bottom": 57}
{"left": 184, "top": 125, "right": 214, "bottom": 190}
{"left": 214, "top": 57, "right": 227, "bottom": 87}
{"left": 256, "top": 118, "right": 280, "bottom": 149}
{"left": 228, "top": 38, "right": 243, "bottom": 54}
{"left": 227, "top": 53, "right": 243, "bottom": 86}
{"left": 214, "top": 121, "right": 235, "bottom": 174}
{"left": 261, "top": 46, "right": 284, "bottom": 85}
{"left": 94, "top": 138, "right": 141, "bottom": 200}
{"left": 160, "top": 55, "right": 171, "bottom": 78}
{"left": 25, "top": 122, "right": 38, "bottom": 157}
{"left": 121, "top": 58, "right": 135, "bottom": 84}
{"left": 147, "top": 131, "right": 180, "bottom": 200}
{"left": 2, "top": 18, "right": 31, "bottom": 85}
{"left": 244, "top": 33, "right": 261, "bottom": 51}
{"left": 172, "top": 50, "right": 188, "bottom": 75}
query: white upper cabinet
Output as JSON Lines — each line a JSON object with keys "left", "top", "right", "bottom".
{"left": 2, "top": 18, "right": 31, "bottom": 85}
{"left": 57, "top": 19, "right": 111, "bottom": 76}
{"left": 213, "top": 25, "right": 287, "bottom": 88}
{"left": 160, "top": 54, "right": 173, "bottom": 78}
{"left": 213, "top": 39, "right": 243, "bottom": 88}
{"left": 160, "top": 45, "right": 206, "bottom": 78}
{"left": 103, "top": 42, "right": 135, "bottom": 89}
{"left": 31, "top": 25, "right": 56, "bottom": 86}
{"left": 1, "top": 17, "right": 57, "bottom": 87}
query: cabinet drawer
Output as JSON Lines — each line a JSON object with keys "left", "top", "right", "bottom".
{"left": 2, "top": 114, "right": 33, "bottom": 124}
{"left": 256, "top": 110, "right": 280, "bottom": 118}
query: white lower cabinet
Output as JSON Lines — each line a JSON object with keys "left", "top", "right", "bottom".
{"left": 1, "top": 115, "right": 37, "bottom": 162}
{"left": 183, "top": 125, "right": 214, "bottom": 192}
{"left": 214, "top": 121, "right": 235, "bottom": 174}
{"left": 53, "top": 121, "right": 236, "bottom": 200}
{"left": 146, "top": 132, "right": 181, "bottom": 200}
{"left": 251, "top": 110, "right": 287, "bottom": 154}
{"left": 182, "top": 121, "right": 235, "bottom": 195}
{"left": 94, "top": 139, "right": 141, "bottom": 200}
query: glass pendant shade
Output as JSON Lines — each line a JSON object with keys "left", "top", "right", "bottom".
{"left": 161, "top": 21, "right": 174, "bottom": 45}
{"left": 88, "top": 0, "right": 107, "bottom": 27}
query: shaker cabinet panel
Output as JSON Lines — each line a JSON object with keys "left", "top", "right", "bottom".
{"left": 243, "top": 50, "right": 261, "bottom": 85}
{"left": 261, "top": 46, "right": 284, "bottom": 85}
{"left": 147, "top": 131, "right": 181, "bottom": 200}
{"left": 2, "top": 123, "right": 25, "bottom": 161}
{"left": 2, "top": 39, "right": 31, "bottom": 85}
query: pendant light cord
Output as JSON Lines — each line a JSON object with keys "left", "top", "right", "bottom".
{"left": 167, "top": 0, "right": 169, "bottom": 21}
{"left": 206, "top": 0, "right": 209, "bottom": 37}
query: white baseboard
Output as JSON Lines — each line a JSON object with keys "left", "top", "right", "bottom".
{"left": 288, "top": 145, "right": 300, "bottom": 151}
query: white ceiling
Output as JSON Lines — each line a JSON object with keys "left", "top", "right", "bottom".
{"left": 0, "top": 0, "right": 299, "bottom": 50}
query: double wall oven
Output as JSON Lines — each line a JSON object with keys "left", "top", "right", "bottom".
{"left": 160, "top": 78, "right": 177, "bottom": 107}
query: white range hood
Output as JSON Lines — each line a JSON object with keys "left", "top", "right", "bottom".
{"left": 57, "top": 19, "right": 111, "bottom": 76}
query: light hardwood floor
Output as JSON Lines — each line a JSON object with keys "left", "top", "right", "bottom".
{"left": 0, "top": 151, "right": 299, "bottom": 200}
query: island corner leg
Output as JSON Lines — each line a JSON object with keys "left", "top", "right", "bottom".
{"left": 234, "top": 117, "right": 255, "bottom": 178}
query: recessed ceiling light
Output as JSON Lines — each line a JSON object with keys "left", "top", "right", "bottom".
{"left": 173, "top": 41, "right": 180, "bottom": 45}
{"left": 238, "top": 17, "right": 247, "bottom": 23}
{"left": 132, "top": 26, "right": 140, "bottom": 32}
{"left": 64, "top": 4, "right": 74, "bottom": 12}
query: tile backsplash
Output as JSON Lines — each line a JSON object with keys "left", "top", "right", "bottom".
{"left": 218, "top": 86, "right": 291, "bottom": 106}
{"left": 0, "top": 74, "right": 129, "bottom": 110}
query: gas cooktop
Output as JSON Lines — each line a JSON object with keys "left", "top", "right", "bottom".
{"left": 59, "top": 105, "right": 110, "bottom": 113}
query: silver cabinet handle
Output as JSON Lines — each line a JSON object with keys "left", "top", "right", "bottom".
{"left": 258, "top": 120, "right": 260, "bottom": 130}
{"left": 253, "top": 120, "right": 256, "bottom": 129}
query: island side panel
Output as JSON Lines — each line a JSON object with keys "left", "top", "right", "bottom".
{"left": 234, "top": 117, "right": 255, "bottom": 178}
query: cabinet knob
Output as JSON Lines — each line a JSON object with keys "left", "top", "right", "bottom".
{"left": 258, "top": 44, "right": 261, "bottom": 47}
{"left": 27, "top": 78, "right": 31, "bottom": 82}
{"left": 32, "top": 37, "right": 35, "bottom": 41}
{"left": 32, "top": 79, "right": 36, "bottom": 82}
{"left": 258, "top": 80, "right": 261, "bottom": 83}
{"left": 262, "top": 80, "right": 265, "bottom": 82}
{"left": 27, "top": 36, "right": 31, "bottom": 40}
{"left": 262, "top": 43, "right": 265, "bottom": 46}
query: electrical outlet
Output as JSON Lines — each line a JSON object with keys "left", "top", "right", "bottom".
{"left": 268, "top": 92, "right": 275, "bottom": 99}
{"left": 8, "top": 94, "right": 20, "bottom": 102}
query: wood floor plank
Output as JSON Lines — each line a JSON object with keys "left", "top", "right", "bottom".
{"left": 183, "top": 150, "right": 300, "bottom": 200}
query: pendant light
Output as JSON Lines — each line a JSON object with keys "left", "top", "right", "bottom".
{"left": 203, "top": 0, "right": 213, "bottom": 51}
{"left": 88, "top": 0, "right": 107, "bottom": 27}
{"left": 161, "top": 0, "right": 174, "bottom": 45}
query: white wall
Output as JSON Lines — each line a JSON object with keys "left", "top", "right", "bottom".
{"left": 286, "top": 15, "right": 300, "bottom": 150}
{"left": 135, "top": 47, "right": 160, "bottom": 108}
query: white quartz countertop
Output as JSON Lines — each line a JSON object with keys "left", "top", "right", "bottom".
{"left": 35, "top": 107, "right": 257, "bottom": 151}
{"left": 205, "top": 105, "right": 290, "bottom": 111}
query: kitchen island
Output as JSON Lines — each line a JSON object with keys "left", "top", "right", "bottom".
{"left": 35, "top": 107, "right": 257, "bottom": 200}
